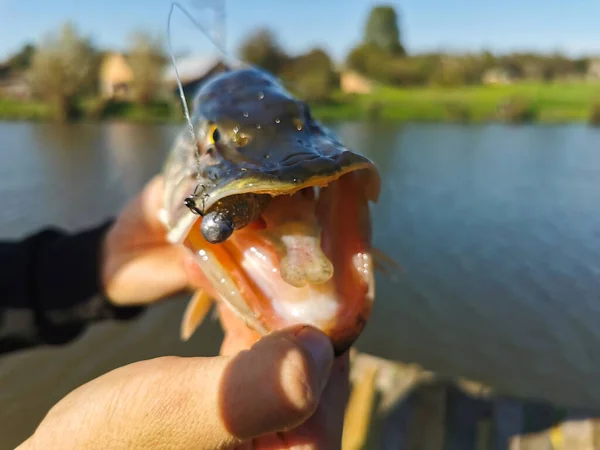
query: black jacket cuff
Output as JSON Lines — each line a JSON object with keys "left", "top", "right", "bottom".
{"left": 0, "top": 220, "right": 146, "bottom": 354}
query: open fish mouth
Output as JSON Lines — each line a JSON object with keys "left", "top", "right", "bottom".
{"left": 177, "top": 167, "right": 378, "bottom": 355}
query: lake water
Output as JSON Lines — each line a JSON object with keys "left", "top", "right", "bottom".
{"left": 2, "top": 120, "right": 600, "bottom": 447}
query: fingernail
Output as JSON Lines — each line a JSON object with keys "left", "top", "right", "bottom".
{"left": 295, "top": 326, "right": 334, "bottom": 391}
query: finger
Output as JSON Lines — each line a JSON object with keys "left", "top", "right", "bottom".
{"left": 30, "top": 326, "right": 337, "bottom": 450}
{"left": 104, "top": 245, "right": 189, "bottom": 305}
{"left": 218, "top": 305, "right": 350, "bottom": 450}
{"left": 287, "top": 351, "right": 350, "bottom": 449}
{"left": 164, "top": 325, "right": 332, "bottom": 449}
{"left": 214, "top": 325, "right": 334, "bottom": 443}
{"left": 135, "top": 175, "right": 166, "bottom": 231}
{"left": 252, "top": 351, "right": 350, "bottom": 450}
{"left": 112, "top": 175, "right": 166, "bottom": 241}
{"left": 33, "top": 325, "right": 334, "bottom": 450}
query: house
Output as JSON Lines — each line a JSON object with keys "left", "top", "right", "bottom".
{"left": 0, "top": 76, "right": 30, "bottom": 99}
{"left": 0, "top": 63, "right": 30, "bottom": 99}
{"left": 587, "top": 58, "right": 600, "bottom": 81}
{"left": 340, "top": 70, "right": 373, "bottom": 94}
{"left": 482, "top": 67, "right": 518, "bottom": 85}
{"left": 163, "top": 55, "right": 238, "bottom": 102}
{"left": 99, "top": 52, "right": 134, "bottom": 99}
{"left": 0, "top": 62, "right": 10, "bottom": 80}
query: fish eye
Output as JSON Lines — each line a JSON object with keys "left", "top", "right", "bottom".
{"left": 208, "top": 124, "right": 221, "bottom": 144}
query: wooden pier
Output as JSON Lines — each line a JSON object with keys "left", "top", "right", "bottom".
{"left": 343, "top": 351, "right": 600, "bottom": 450}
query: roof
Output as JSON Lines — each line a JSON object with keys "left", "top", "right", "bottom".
{"left": 163, "top": 54, "right": 244, "bottom": 84}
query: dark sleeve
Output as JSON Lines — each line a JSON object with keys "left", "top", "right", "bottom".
{"left": 0, "top": 220, "right": 146, "bottom": 355}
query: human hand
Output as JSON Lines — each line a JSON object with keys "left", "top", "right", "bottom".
{"left": 93, "top": 175, "right": 349, "bottom": 449}
{"left": 101, "top": 175, "right": 190, "bottom": 305}
{"left": 218, "top": 303, "right": 350, "bottom": 449}
{"left": 18, "top": 322, "right": 349, "bottom": 450}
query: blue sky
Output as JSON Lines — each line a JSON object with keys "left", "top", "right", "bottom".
{"left": 1, "top": 0, "right": 600, "bottom": 62}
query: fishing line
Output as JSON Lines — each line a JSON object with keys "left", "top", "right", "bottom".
{"left": 167, "top": 0, "right": 244, "bottom": 214}
{"left": 167, "top": 1, "right": 250, "bottom": 162}
{"left": 167, "top": 3, "right": 197, "bottom": 156}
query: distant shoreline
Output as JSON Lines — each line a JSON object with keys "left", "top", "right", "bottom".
{"left": 2, "top": 81, "right": 600, "bottom": 125}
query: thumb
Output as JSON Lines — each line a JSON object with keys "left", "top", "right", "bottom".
{"left": 150, "top": 325, "right": 337, "bottom": 449}
{"left": 28, "top": 325, "right": 335, "bottom": 450}
{"left": 212, "top": 324, "right": 335, "bottom": 444}
{"left": 154, "top": 325, "right": 335, "bottom": 449}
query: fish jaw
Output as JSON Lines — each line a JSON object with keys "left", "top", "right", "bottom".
{"left": 182, "top": 170, "right": 376, "bottom": 355}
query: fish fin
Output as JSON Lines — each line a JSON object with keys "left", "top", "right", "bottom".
{"left": 372, "top": 247, "right": 403, "bottom": 279}
{"left": 180, "top": 289, "right": 214, "bottom": 341}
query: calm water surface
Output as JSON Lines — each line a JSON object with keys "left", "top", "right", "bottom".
{"left": 2, "top": 120, "right": 600, "bottom": 447}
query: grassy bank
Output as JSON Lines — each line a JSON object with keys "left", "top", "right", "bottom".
{"left": 2, "top": 81, "right": 600, "bottom": 124}
{"left": 0, "top": 98, "right": 183, "bottom": 123}
{"left": 0, "top": 98, "right": 51, "bottom": 121}
{"left": 314, "top": 81, "right": 600, "bottom": 124}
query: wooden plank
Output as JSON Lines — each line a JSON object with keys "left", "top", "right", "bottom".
{"left": 342, "top": 365, "right": 379, "bottom": 450}
{"left": 379, "top": 389, "right": 417, "bottom": 450}
{"left": 517, "top": 431, "right": 553, "bottom": 450}
{"left": 476, "top": 418, "right": 494, "bottom": 450}
{"left": 346, "top": 353, "right": 600, "bottom": 450}
{"left": 443, "top": 386, "right": 489, "bottom": 450}
{"left": 518, "top": 402, "right": 560, "bottom": 450}
{"left": 491, "top": 398, "right": 524, "bottom": 450}
{"left": 559, "top": 412, "right": 597, "bottom": 450}
{"left": 404, "top": 383, "right": 448, "bottom": 450}
{"left": 593, "top": 418, "right": 600, "bottom": 450}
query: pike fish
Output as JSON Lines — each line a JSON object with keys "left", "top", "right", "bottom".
{"left": 159, "top": 67, "right": 397, "bottom": 355}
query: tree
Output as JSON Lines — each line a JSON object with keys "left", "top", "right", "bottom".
{"left": 346, "top": 43, "right": 390, "bottom": 76}
{"left": 345, "top": 5, "right": 408, "bottom": 84}
{"left": 28, "top": 22, "right": 95, "bottom": 120}
{"left": 6, "top": 43, "right": 35, "bottom": 72}
{"left": 364, "top": 5, "right": 405, "bottom": 55}
{"left": 237, "top": 28, "right": 288, "bottom": 75}
{"left": 281, "top": 48, "right": 338, "bottom": 103}
{"left": 127, "top": 31, "right": 167, "bottom": 106}
{"left": 287, "top": 48, "right": 337, "bottom": 85}
{"left": 346, "top": 44, "right": 371, "bottom": 75}
{"left": 573, "top": 57, "right": 590, "bottom": 75}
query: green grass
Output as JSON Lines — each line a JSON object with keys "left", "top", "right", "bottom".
{"left": 81, "top": 97, "right": 182, "bottom": 123}
{"left": 3, "top": 81, "right": 600, "bottom": 124}
{"left": 0, "top": 98, "right": 51, "bottom": 120}
{"left": 311, "top": 81, "right": 600, "bottom": 124}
